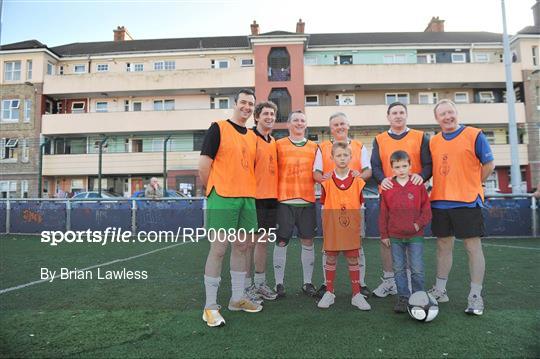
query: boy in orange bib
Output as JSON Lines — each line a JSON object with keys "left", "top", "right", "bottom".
{"left": 317, "top": 142, "right": 371, "bottom": 310}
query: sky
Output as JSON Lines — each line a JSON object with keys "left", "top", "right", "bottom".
{"left": 0, "top": 0, "right": 536, "bottom": 47}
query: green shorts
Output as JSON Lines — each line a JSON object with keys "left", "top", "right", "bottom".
{"left": 206, "top": 189, "right": 258, "bottom": 231}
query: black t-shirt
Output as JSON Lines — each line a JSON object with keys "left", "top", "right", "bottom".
{"left": 200, "top": 119, "right": 248, "bottom": 159}
{"left": 252, "top": 127, "right": 273, "bottom": 143}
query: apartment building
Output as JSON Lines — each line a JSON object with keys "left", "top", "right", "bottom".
{"left": 1, "top": 5, "right": 538, "bottom": 197}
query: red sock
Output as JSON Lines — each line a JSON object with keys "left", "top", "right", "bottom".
{"left": 348, "top": 264, "right": 361, "bottom": 296}
{"left": 324, "top": 262, "right": 336, "bottom": 293}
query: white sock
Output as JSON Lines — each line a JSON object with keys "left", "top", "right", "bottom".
{"left": 469, "top": 282, "right": 482, "bottom": 297}
{"left": 244, "top": 276, "right": 253, "bottom": 289}
{"left": 322, "top": 252, "right": 327, "bottom": 283}
{"left": 301, "top": 244, "right": 315, "bottom": 284}
{"left": 230, "top": 271, "right": 246, "bottom": 302}
{"left": 254, "top": 272, "right": 265, "bottom": 288}
{"left": 273, "top": 245, "right": 287, "bottom": 285}
{"left": 383, "top": 271, "right": 394, "bottom": 279}
{"left": 436, "top": 277, "right": 448, "bottom": 291}
{"left": 204, "top": 275, "right": 221, "bottom": 309}
{"left": 359, "top": 247, "right": 366, "bottom": 286}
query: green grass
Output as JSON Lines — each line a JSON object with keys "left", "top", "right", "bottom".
{"left": 0, "top": 235, "right": 539, "bottom": 358}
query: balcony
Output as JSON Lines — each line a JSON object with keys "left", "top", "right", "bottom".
{"left": 43, "top": 151, "right": 199, "bottom": 176}
{"left": 304, "top": 63, "right": 523, "bottom": 87}
{"left": 42, "top": 108, "right": 233, "bottom": 135}
{"left": 43, "top": 67, "right": 254, "bottom": 96}
{"left": 304, "top": 103, "right": 526, "bottom": 127}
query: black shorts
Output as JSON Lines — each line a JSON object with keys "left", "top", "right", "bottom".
{"left": 256, "top": 198, "right": 278, "bottom": 231}
{"left": 431, "top": 207, "right": 485, "bottom": 239}
{"left": 276, "top": 202, "right": 317, "bottom": 241}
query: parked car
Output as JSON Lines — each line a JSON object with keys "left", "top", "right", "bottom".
{"left": 131, "top": 190, "right": 188, "bottom": 199}
{"left": 72, "top": 191, "right": 122, "bottom": 199}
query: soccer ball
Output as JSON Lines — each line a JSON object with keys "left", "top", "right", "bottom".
{"left": 407, "top": 291, "right": 439, "bottom": 322}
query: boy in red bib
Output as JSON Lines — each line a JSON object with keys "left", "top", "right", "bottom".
{"left": 318, "top": 142, "right": 371, "bottom": 310}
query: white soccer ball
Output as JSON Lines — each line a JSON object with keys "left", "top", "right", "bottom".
{"left": 407, "top": 291, "right": 439, "bottom": 322}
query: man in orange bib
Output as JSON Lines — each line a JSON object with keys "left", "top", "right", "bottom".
{"left": 428, "top": 99, "right": 494, "bottom": 316}
{"left": 273, "top": 110, "right": 319, "bottom": 298}
{"left": 199, "top": 89, "right": 262, "bottom": 327}
{"left": 313, "top": 112, "right": 372, "bottom": 298}
{"left": 370, "top": 102, "right": 432, "bottom": 298}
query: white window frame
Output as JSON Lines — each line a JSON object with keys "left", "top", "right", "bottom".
{"left": 484, "top": 172, "right": 499, "bottom": 194}
{"left": 133, "top": 63, "right": 144, "bottom": 72}
{"left": 21, "top": 138, "right": 29, "bottom": 162}
{"left": 417, "top": 53, "right": 436, "bottom": 64}
{"left": 71, "top": 102, "right": 86, "bottom": 113}
{"left": 132, "top": 101, "right": 142, "bottom": 111}
{"left": 2, "top": 99, "right": 20, "bottom": 122}
{"left": 47, "top": 62, "right": 54, "bottom": 75}
{"left": 1, "top": 138, "right": 18, "bottom": 161}
{"left": 474, "top": 53, "right": 490, "bottom": 63}
{"left": 532, "top": 46, "right": 538, "bottom": 67}
{"left": 482, "top": 130, "right": 496, "bottom": 145}
{"left": 479, "top": 91, "right": 495, "bottom": 103}
{"left": 454, "top": 92, "right": 469, "bottom": 103}
{"left": 385, "top": 93, "right": 410, "bottom": 105}
{"left": 383, "top": 54, "right": 407, "bottom": 64}
{"left": 304, "top": 56, "right": 317, "bottom": 65}
{"left": 333, "top": 55, "right": 353, "bottom": 65}
{"left": 451, "top": 53, "right": 466, "bottom": 63}
{"left": 240, "top": 59, "right": 254, "bottom": 67}
{"left": 153, "top": 99, "right": 175, "bottom": 111}
{"left": 4, "top": 61, "right": 21, "bottom": 81}
{"left": 24, "top": 99, "right": 32, "bottom": 122}
{"left": 124, "top": 100, "right": 130, "bottom": 112}
{"left": 211, "top": 59, "right": 229, "bottom": 69}
{"left": 305, "top": 95, "right": 319, "bottom": 106}
{"left": 95, "top": 101, "right": 109, "bottom": 113}
{"left": 154, "top": 61, "right": 175, "bottom": 71}
{"left": 211, "top": 97, "right": 229, "bottom": 109}
{"left": 73, "top": 64, "right": 86, "bottom": 74}
{"left": 337, "top": 94, "right": 356, "bottom": 106}
{"left": 96, "top": 64, "right": 109, "bottom": 72}
{"left": 21, "top": 180, "right": 28, "bottom": 198}
{"left": 418, "top": 92, "right": 438, "bottom": 105}
{"left": 26, "top": 60, "right": 33, "bottom": 80}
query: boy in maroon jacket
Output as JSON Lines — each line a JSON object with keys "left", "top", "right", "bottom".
{"left": 379, "top": 150, "right": 432, "bottom": 313}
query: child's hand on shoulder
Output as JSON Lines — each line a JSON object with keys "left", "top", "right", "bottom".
{"left": 381, "top": 238, "right": 390, "bottom": 247}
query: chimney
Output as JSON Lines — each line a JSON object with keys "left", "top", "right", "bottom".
{"left": 296, "top": 19, "right": 305, "bottom": 34}
{"left": 533, "top": 0, "right": 540, "bottom": 27}
{"left": 113, "top": 26, "right": 133, "bottom": 41}
{"left": 250, "top": 20, "right": 259, "bottom": 36}
{"left": 424, "top": 17, "right": 445, "bottom": 32}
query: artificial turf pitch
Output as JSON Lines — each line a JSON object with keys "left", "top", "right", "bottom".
{"left": 0, "top": 235, "right": 539, "bottom": 358}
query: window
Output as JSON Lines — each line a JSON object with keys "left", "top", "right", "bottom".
{"left": 153, "top": 99, "right": 175, "bottom": 111}
{"left": 482, "top": 130, "right": 496, "bottom": 145}
{"left": 304, "top": 56, "right": 317, "bottom": 65}
{"left": 124, "top": 100, "right": 130, "bottom": 112}
{"left": 268, "top": 48, "right": 291, "bottom": 81}
{"left": 133, "top": 102, "right": 142, "bottom": 111}
{"left": 47, "top": 62, "right": 54, "bottom": 75}
{"left": 240, "top": 59, "right": 254, "bottom": 67}
{"left": 417, "top": 53, "right": 436, "bottom": 64}
{"left": 154, "top": 61, "right": 175, "bottom": 71}
{"left": 451, "top": 53, "right": 466, "bottom": 63}
{"left": 385, "top": 93, "right": 409, "bottom": 105}
{"left": 26, "top": 60, "right": 32, "bottom": 80}
{"left": 211, "top": 60, "right": 229, "bottom": 69}
{"left": 336, "top": 94, "right": 355, "bottom": 106}
{"left": 268, "top": 88, "right": 291, "bottom": 122}
{"left": 479, "top": 91, "right": 495, "bottom": 103}
{"left": 59, "top": 66, "right": 64, "bottom": 75}
{"left": 305, "top": 95, "right": 319, "bottom": 106}
{"left": 24, "top": 99, "right": 32, "bottom": 122}
{"left": 484, "top": 172, "right": 499, "bottom": 194}
{"left": 418, "top": 92, "right": 438, "bottom": 105}
{"left": 474, "top": 53, "right": 489, "bottom": 63}
{"left": 21, "top": 180, "right": 28, "bottom": 198}
{"left": 454, "top": 92, "right": 469, "bottom": 103}
{"left": 4, "top": 61, "right": 21, "bottom": 81}
{"left": 383, "top": 54, "right": 407, "bottom": 64}
{"left": 334, "top": 55, "right": 353, "bottom": 65}
{"left": 0, "top": 181, "right": 17, "bottom": 198}
{"left": 533, "top": 46, "right": 538, "bottom": 66}
{"left": 211, "top": 97, "right": 229, "bottom": 109}
{"left": 71, "top": 102, "right": 85, "bottom": 113}
{"left": 71, "top": 179, "right": 84, "bottom": 193}
{"left": 2, "top": 99, "right": 20, "bottom": 121}
{"left": 96, "top": 64, "right": 109, "bottom": 72}
{"left": 96, "top": 102, "right": 108, "bottom": 112}
{"left": 126, "top": 62, "right": 143, "bottom": 72}
{"left": 74, "top": 64, "right": 86, "bottom": 73}
{"left": 21, "top": 138, "right": 29, "bottom": 162}
{"left": 1, "top": 138, "right": 18, "bottom": 160}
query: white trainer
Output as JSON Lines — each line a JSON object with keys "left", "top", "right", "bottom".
{"left": 317, "top": 291, "right": 336, "bottom": 309}
{"left": 428, "top": 286, "right": 449, "bottom": 303}
{"left": 202, "top": 306, "right": 226, "bottom": 327}
{"left": 372, "top": 277, "right": 397, "bottom": 298}
{"left": 351, "top": 293, "right": 371, "bottom": 311}
{"left": 465, "top": 294, "right": 484, "bottom": 315}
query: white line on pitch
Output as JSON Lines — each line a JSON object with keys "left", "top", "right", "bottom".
{"left": 455, "top": 239, "right": 540, "bottom": 251}
{"left": 0, "top": 242, "right": 190, "bottom": 295}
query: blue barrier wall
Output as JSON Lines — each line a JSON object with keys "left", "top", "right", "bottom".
{"left": 136, "top": 199, "right": 204, "bottom": 233}
{"left": 0, "top": 201, "right": 6, "bottom": 233}
{"left": 9, "top": 201, "right": 67, "bottom": 233}
{"left": 71, "top": 201, "right": 132, "bottom": 232}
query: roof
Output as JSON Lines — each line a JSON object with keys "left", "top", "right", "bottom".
{"left": 517, "top": 26, "right": 540, "bottom": 35}
{"left": 49, "top": 36, "right": 251, "bottom": 56}
{"left": 259, "top": 31, "right": 297, "bottom": 36}
{"left": 308, "top": 32, "right": 503, "bottom": 47}
{"left": 0, "top": 39, "right": 48, "bottom": 51}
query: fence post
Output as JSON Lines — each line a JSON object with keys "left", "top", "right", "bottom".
{"left": 131, "top": 199, "right": 137, "bottom": 234}
{"left": 66, "top": 200, "right": 71, "bottom": 231}
{"left": 532, "top": 196, "right": 538, "bottom": 238}
{"left": 6, "top": 198, "right": 11, "bottom": 234}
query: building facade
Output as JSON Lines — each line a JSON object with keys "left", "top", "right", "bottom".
{"left": 1, "top": 11, "right": 538, "bottom": 197}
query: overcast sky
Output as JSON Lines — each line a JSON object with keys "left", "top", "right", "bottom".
{"left": 0, "top": 0, "right": 536, "bottom": 47}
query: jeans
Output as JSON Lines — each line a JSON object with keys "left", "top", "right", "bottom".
{"left": 391, "top": 240, "right": 424, "bottom": 298}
